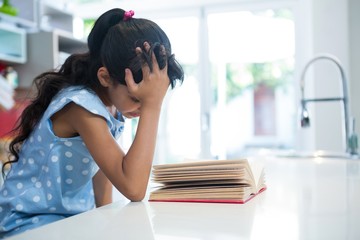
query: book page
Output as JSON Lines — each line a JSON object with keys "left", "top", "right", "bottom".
{"left": 248, "top": 160, "right": 266, "bottom": 192}
{"left": 153, "top": 159, "right": 248, "bottom": 170}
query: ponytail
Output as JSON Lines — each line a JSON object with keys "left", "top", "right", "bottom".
{"left": 88, "top": 8, "right": 125, "bottom": 58}
{"left": 3, "top": 52, "right": 92, "bottom": 176}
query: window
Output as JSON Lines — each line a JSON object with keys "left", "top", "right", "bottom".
{"left": 207, "top": 9, "right": 295, "bottom": 158}
{"left": 120, "top": 4, "right": 296, "bottom": 163}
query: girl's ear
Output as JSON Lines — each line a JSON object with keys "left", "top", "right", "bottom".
{"left": 97, "top": 67, "right": 112, "bottom": 87}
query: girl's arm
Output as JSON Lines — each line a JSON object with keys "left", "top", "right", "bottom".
{"left": 92, "top": 169, "right": 113, "bottom": 207}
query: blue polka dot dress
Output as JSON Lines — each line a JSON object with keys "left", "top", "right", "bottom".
{"left": 0, "top": 86, "right": 124, "bottom": 238}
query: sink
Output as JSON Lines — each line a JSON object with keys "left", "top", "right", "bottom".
{"left": 274, "top": 150, "right": 359, "bottom": 160}
{"left": 243, "top": 148, "right": 359, "bottom": 160}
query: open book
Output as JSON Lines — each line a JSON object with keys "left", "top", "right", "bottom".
{"left": 149, "top": 159, "right": 266, "bottom": 204}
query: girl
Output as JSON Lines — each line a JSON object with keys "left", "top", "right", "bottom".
{"left": 0, "top": 8, "right": 184, "bottom": 238}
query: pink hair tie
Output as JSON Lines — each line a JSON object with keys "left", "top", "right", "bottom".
{"left": 123, "top": 10, "right": 135, "bottom": 21}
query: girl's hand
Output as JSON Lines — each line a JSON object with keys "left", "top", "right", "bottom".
{"left": 124, "top": 42, "right": 170, "bottom": 110}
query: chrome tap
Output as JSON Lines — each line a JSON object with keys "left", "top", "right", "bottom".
{"left": 299, "top": 53, "right": 358, "bottom": 156}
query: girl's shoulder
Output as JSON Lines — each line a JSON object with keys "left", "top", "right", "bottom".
{"left": 57, "top": 86, "right": 96, "bottom": 100}
{"left": 45, "top": 86, "right": 124, "bottom": 137}
{"left": 48, "top": 86, "right": 109, "bottom": 121}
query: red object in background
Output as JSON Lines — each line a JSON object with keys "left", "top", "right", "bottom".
{"left": 0, "top": 101, "right": 27, "bottom": 138}
{"left": 0, "top": 63, "right": 6, "bottom": 73}
{"left": 253, "top": 83, "right": 276, "bottom": 136}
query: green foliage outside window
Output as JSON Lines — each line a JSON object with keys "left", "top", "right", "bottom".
{"left": 225, "top": 59, "right": 293, "bottom": 102}
{"left": 83, "top": 18, "right": 95, "bottom": 38}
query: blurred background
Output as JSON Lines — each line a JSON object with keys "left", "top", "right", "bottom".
{"left": 0, "top": 0, "right": 359, "bottom": 166}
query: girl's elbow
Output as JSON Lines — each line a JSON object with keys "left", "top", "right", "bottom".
{"left": 129, "top": 195, "right": 145, "bottom": 202}
{"left": 121, "top": 184, "right": 147, "bottom": 202}
{"left": 126, "top": 190, "right": 146, "bottom": 202}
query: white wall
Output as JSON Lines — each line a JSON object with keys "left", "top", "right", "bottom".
{"left": 349, "top": 0, "right": 360, "bottom": 145}
{"left": 295, "top": 0, "right": 358, "bottom": 154}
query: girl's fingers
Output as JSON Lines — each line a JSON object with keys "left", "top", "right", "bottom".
{"left": 144, "top": 41, "right": 151, "bottom": 51}
{"left": 124, "top": 68, "right": 137, "bottom": 92}
{"left": 136, "top": 45, "right": 151, "bottom": 77}
{"left": 150, "top": 44, "right": 159, "bottom": 70}
{"left": 138, "top": 42, "right": 168, "bottom": 76}
{"left": 159, "top": 45, "right": 168, "bottom": 72}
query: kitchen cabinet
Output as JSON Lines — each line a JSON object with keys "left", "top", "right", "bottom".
{"left": 38, "top": 2, "right": 74, "bottom": 33}
{"left": 16, "top": 29, "right": 87, "bottom": 87}
{"left": 0, "top": 21, "right": 26, "bottom": 64}
{"left": 10, "top": 0, "right": 75, "bottom": 33}
{"left": 0, "top": 0, "right": 87, "bottom": 87}
{"left": 8, "top": 0, "right": 38, "bottom": 26}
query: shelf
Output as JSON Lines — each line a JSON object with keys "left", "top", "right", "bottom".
{"left": 0, "top": 22, "right": 26, "bottom": 64}
{"left": 0, "top": 12, "right": 36, "bottom": 30}
{"left": 9, "top": 0, "right": 77, "bottom": 34}
{"left": 55, "top": 29, "right": 86, "bottom": 52}
{"left": 3, "top": 0, "right": 38, "bottom": 30}
{"left": 16, "top": 30, "right": 87, "bottom": 87}
{"left": 1, "top": 0, "right": 86, "bottom": 88}
{"left": 39, "top": 2, "right": 74, "bottom": 33}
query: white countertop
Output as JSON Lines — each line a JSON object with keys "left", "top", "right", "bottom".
{"left": 8, "top": 156, "right": 360, "bottom": 240}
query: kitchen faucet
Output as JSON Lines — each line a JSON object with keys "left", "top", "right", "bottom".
{"left": 299, "top": 53, "right": 358, "bottom": 156}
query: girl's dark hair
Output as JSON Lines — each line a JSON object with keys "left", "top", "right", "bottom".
{"left": 2, "top": 8, "right": 184, "bottom": 176}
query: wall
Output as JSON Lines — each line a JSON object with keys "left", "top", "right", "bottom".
{"left": 295, "top": 0, "right": 358, "bottom": 154}
{"left": 349, "top": 0, "right": 360, "bottom": 143}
